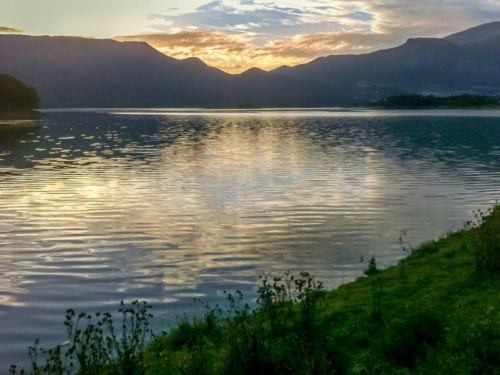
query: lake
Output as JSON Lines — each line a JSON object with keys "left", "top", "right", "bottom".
{"left": 2, "top": 109, "right": 500, "bottom": 366}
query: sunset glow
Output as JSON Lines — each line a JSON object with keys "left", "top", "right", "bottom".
{"left": 3, "top": 0, "right": 500, "bottom": 72}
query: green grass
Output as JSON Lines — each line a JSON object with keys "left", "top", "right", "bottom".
{"left": 13, "top": 208, "right": 500, "bottom": 374}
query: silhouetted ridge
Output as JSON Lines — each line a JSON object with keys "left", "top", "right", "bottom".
{"left": 2, "top": 22, "right": 500, "bottom": 107}
{"left": 270, "top": 65, "right": 293, "bottom": 76}
{"left": 182, "top": 57, "right": 209, "bottom": 67}
{"left": 445, "top": 21, "right": 500, "bottom": 45}
{"left": 239, "top": 67, "right": 268, "bottom": 76}
{"left": 403, "top": 38, "right": 455, "bottom": 48}
{"left": 0, "top": 34, "right": 318, "bottom": 107}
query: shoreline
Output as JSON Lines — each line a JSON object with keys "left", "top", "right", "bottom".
{"left": 0, "top": 110, "right": 42, "bottom": 120}
{"left": 18, "top": 206, "right": 500, "bottom": 374}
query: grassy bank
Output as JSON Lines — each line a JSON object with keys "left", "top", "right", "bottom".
{"left": 14, "top": 208, "right": 500, "bottom": 374}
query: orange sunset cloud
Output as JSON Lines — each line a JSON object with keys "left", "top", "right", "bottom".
{"left": 115, "top": 30, "right": 393, "bottom": 73}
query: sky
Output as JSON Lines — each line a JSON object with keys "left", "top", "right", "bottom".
{"left": 2, "top": 0, "right": 500, "bottom": 73}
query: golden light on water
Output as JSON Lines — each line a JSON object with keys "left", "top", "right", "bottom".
{"left": 0, "top": 116, "right": 395, "bottom": 307}
{"left": 3, "top": 112, "right": 500, "bottom": 367}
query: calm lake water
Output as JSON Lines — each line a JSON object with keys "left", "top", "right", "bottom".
{"left": 2, "top": 109, "right": 500, "bottom": 365}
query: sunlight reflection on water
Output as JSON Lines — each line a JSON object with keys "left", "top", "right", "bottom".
{"left": 2, "top": 111, "right": 500, "bottom": 365}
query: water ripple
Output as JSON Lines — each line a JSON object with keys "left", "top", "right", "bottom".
{"left": 1, "top": 112, "right": 500, "bottom": 365}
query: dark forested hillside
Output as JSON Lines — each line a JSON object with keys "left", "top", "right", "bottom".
{"left": 0, "top": 73, "right": 39, "bottom": 112}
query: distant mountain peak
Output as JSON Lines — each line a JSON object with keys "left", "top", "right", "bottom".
{"left": 445, "top": 21, "right": 500, "bottom": 46}
{"left": 270, "top": 65, "right": 293, "bottom": 75}
{"left": 4, "top": 21, "right": 500, "bottom": 108}
{"left": 403, "top": 38, "right": 454, "bottom": 47}
{"left": 181, "top": 57, "right": 208, "bottom": 67}
{"left": 240, "top": 67, "right": 268, "bottom": 76}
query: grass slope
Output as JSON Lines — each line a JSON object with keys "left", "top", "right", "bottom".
{"left": 17, "top": 209, "right": 500, "bottom": 374}
{"left": 145, "top": 228, "right": 499, "bottom": 374}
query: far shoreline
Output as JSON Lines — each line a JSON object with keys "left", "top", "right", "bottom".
{"left": 36, "top": 107, "right": 500, "bottom": 118}
{"left": 0, "top": 110, "right": 42, "bottom": 121}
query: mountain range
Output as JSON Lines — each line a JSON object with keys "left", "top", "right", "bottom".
{"left": 2, "top": 22, "right": 500, "bottom": 108}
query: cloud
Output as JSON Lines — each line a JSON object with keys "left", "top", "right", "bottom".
{"left": 146, "top": 0, "right": 500, "bottom": 42}
{"left": 115, "top": 31, "right": 254, "bottom": 72}
{"left": 115, "top": 30, "right": 396, "bottom": 73}
{"left": 257, "top": 31, "right": 395, "bottom": 59}
{"left": 337, "top": 0, "right": 500, "bottom": 38}
{"left": 118, "top": 0, "right": 500, "bottom": 73}
{"left": 0, "top": 26, "right": 23, "bottom": 33}
{"left": 147, "top": 0, "right": 371, "bottom": 39}
{"left": 116, "top": 0, "right": 392, "bottom": 72}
